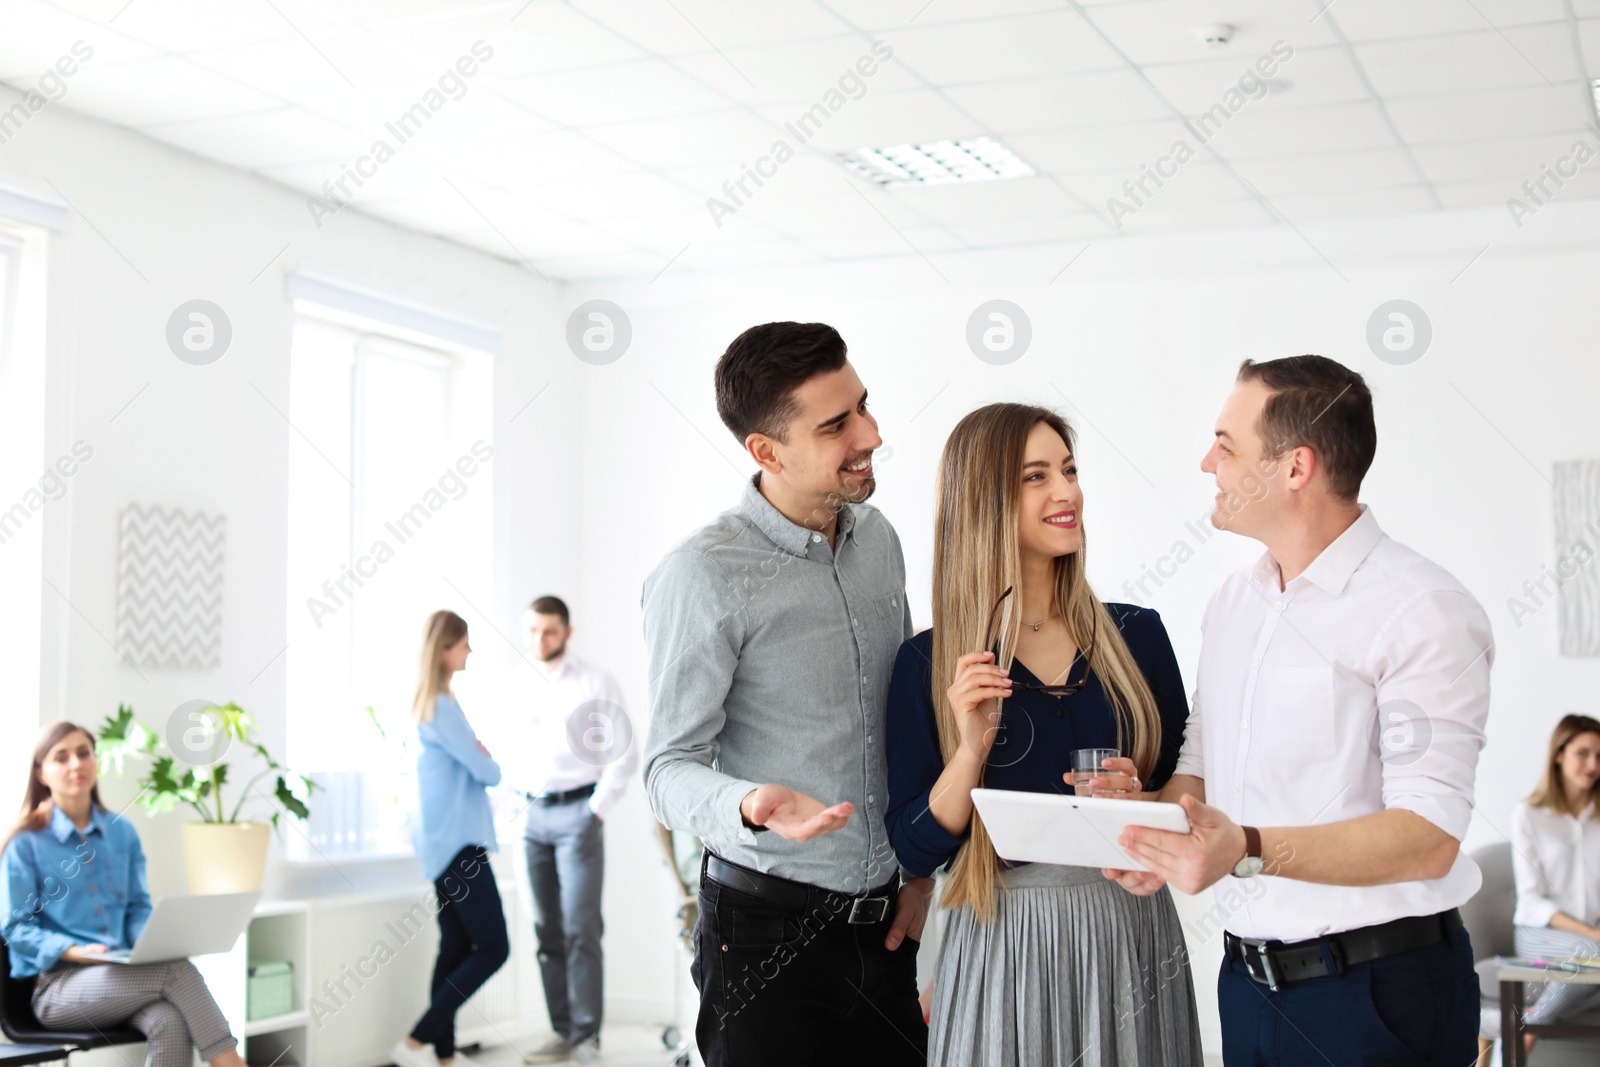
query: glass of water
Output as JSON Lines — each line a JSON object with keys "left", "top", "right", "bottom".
{"left": 1070, "top": 748, "right": 1130, "bottom": 797}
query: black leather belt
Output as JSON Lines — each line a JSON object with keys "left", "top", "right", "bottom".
{"left": 523, "top": 783, "right": 595, "bottom": 806}
{"left": 704, "top": 852, "right": 899, "bottom": 926}
{"left": 1225, "top": 909, "right": 1463, "bottom": 991}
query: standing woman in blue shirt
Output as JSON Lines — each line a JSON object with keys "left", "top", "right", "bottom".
{"left": 1, "top": 721, "right": 245, "bottom": 1067}
{"left": 884, "top": 404, "right": 1202, "bottom": 1065}
{"left": 394, "top": 610, "right": 509, "bottom": 1067}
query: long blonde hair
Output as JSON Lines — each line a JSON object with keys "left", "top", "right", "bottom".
{"left": 1527, "top": 714, "right": 1600, "bottom": 818}
{"left": 411, "top": 611, "right": 468, "bottom": 725}
{"left": 5, "top": 721, "right": 105, "bottom": 853}
{"left": 932, "top": 404, "right": 1163, "bottom": 920}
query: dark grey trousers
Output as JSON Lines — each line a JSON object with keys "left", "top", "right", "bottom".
{"left": 522, "top": 797, "right": 605, "bottom": 1045}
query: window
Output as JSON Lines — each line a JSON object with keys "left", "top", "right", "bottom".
{"left": 0, "top": 219, "right": 49, "bottom": 744}
{"left": 285, "top": 301, "right": 494, "bottom": 857}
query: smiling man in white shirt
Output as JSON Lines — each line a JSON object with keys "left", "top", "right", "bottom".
{"left": 508, "top": 596, "right": 636, "bottom": 1066}
{"left": 1106, "top": 355, "right": 1493, "bottom": 1066}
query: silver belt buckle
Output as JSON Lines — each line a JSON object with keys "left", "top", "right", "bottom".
{"left": 847, "top": 895, "right": 890, "bottom": 925}
{"left": 1238, "top": 937, "right": 1281, "bottom": 992}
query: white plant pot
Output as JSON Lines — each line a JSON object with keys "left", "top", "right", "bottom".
{"left": 183, "top": 821, "right": 270, "bottom": 894}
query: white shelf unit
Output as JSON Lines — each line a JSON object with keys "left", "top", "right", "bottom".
{"left": 190, "top": 852, "right": 535, "bottom": 1067}
{"left": 194, "top": 900, "right": 313, "bottom": 1067}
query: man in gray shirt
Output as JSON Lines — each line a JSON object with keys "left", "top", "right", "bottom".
{"left": 642, "top": 321, "right": 931, "bottom": 1066}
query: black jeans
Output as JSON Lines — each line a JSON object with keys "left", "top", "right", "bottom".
{"left": 691, "top": 863, "right": 927, "bottom": 1067}
{"left": 411, "top": 846, "right": 510, "bottom": 1058}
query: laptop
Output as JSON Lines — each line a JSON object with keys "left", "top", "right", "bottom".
{"left": 100, "top": 891, "right": 261, "bottom": 964}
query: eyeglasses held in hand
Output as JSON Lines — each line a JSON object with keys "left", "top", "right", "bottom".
{"left": 982, "top": 585, "right": 1096, "bottom": 698}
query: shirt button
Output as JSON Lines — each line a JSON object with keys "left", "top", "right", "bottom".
{"left": 867, "top": 734, "right": 874, "bottom": 744}
{"left": 853, "top": 617, "right": 860, "bottom": 627}
{"left": 1273, "top": 600, "right": 1284, "bottom": 611}
{"left": 1240, "top": 720, "right": 1249, "bottom": 730}
{"left": 867, "top": 794, "right": 876, "bottom": 804}
{"left": 1250, "top": 657, "right": 1261, "bottom": 667}
{"left": 811, "top": 533, "right": 823, "bottom": 543}
{"left": 891, "top": 599, "right": 897, "bottom": 607}
{"left": 1233, "top": 784, "right": 1241, "bottom": 794}
{"left": 861, "top": 675, "right": 868, "bottom": 684}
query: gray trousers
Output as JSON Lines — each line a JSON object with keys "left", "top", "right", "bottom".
{"left": 523, "top": 796, "right": 605, "bottom": 1044}
{"left": 33, "top": 959, "right": 236, "bottom": 1067}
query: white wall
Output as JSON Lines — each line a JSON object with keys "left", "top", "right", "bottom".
{"left": 570, "top": 198, "right": 1600, "bottom": 1051}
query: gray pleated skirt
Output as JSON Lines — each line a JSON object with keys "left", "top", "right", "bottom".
{"left": 929, "top": 862, "right": 1204, "bottom": 1067}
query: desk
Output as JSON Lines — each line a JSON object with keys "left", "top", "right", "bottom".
{"left": 1496, "top": 963, "right": 1600, "bottom": 1067}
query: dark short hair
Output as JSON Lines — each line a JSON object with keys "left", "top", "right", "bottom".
{"left": 1237, "top": 355, "right": 1375, "bottom": 501}
{"left": 714, "top": 322, "right": 848, "bottom": 443}
{"left": 528, "top": 595, "right": 569, "bottom": 626}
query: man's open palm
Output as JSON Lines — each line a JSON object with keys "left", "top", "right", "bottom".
{"left": 744, "top": 783, "right": 854, "bottom": 841}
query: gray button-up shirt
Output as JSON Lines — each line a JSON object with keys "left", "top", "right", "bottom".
{"left": 641, "top": 477, "right": 913, "bottom": 894}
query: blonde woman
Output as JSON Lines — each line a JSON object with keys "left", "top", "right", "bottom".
{"left": 1509, "top": 713, "right": 1600, "bottom": 1056}
{"left": 1, "top": 722, "right": 245, "bottom": 1067}
{"left": 395, "top": 611, "right": 508, "bottom": 1067}
{"left": 885, "top": 404, "right": 1202, "bottom": 1065}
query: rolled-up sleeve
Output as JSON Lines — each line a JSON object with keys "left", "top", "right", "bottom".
{"left": 1374, "top": 588, "right": 1492, "bottom": 842}
{"left": 884, "top": 638, "right": 965, "bottom": 878}
{"left": 1510, "top": 803, "right": 1560, "bottom": 928}
{"left": 590, "top": 670, "right": 639, "bottom": 821}
{"left": 641, "top": 548, "right": 761, "bottom": 848}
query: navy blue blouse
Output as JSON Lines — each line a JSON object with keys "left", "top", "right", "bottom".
{"left": 884, "top": 603, "right": 1189, "bottom": 878}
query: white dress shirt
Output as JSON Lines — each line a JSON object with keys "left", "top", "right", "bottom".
{"left": 493, "top": 652, "right": 637, "bottom": 820}
{"left": 1512, "top": 798, "right": 1600, "bottom": 929}
{"left": 1173, "top": 505, "right": 1493, "bottom": 941}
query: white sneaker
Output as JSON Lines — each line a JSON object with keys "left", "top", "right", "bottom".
{"left": 520, "top": 1035, "right": 572, "bottom": 1064}
{"left": 570, "top": 1037, "right": 602, "bottom": 1065}
{"left": 392, "top": 1040, "right": 441, "bottom": 1067}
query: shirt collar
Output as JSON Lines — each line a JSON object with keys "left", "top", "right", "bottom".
{"left": 540, "top": 653, "right": 576, "bottom": 680}
{"left": 1253, "top": 504, "right": 1383, "bottom": 597}
{"left": 739, "top": 475, "right": 850, "bottom": 557}
{"left": 48, "top": 803, "right": 104, "bottom": 842}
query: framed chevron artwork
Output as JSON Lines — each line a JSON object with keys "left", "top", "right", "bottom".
{"left": 1554, "top": 460, "right": 1600, "bottom": 658}
{"left": 116, "top": 503, "right": 225, "bottom": 670}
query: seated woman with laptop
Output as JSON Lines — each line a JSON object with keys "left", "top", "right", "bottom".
{"left": 0, "top": 720, "right": 247, "bottom": 1067}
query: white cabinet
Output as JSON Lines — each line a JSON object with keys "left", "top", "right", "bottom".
{"left": 192, "top": 853, "right": 532, "bottom": 1067}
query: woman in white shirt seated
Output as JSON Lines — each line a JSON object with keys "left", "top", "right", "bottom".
{"left": 1511, "top": 713, "right": 1600, "bottom": 1052}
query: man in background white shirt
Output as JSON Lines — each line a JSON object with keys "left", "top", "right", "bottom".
{"left": 507, "top": 596, "right": 636, "bottom": 1066}
{"left": 1107, "top": 355, "right": 1492, "bottom": 1066}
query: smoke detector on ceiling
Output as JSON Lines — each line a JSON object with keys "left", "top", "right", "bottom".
{"left": 1192, "top": 23, "right": 1235, "bottom": 47}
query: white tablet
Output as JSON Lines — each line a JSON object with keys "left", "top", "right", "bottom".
{"left": 970, "top": 788, "right": 1191, "bottom": 872}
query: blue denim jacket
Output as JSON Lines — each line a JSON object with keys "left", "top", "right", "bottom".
{"left": 1, "top": 804, "right": 152, "bottom": 977}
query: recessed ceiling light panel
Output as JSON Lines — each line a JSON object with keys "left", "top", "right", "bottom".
{"left": 839, "top": 136, "right": 1035, "bottom": 186}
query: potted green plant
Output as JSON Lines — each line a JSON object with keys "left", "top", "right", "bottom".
{"left": 98, "top": 703, "right": 317, "bottom": 894}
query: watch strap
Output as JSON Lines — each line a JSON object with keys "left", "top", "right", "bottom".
{"left": 1242, "top": 825, "right": 1262, "bottom": 861}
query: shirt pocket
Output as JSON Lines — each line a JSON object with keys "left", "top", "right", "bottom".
{"left": 867, "top": 590, "right": 907, "bottom": 649}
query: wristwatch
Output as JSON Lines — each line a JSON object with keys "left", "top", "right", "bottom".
{"left": 1231, "top": 825, "right": 1264, "bottom": 878}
